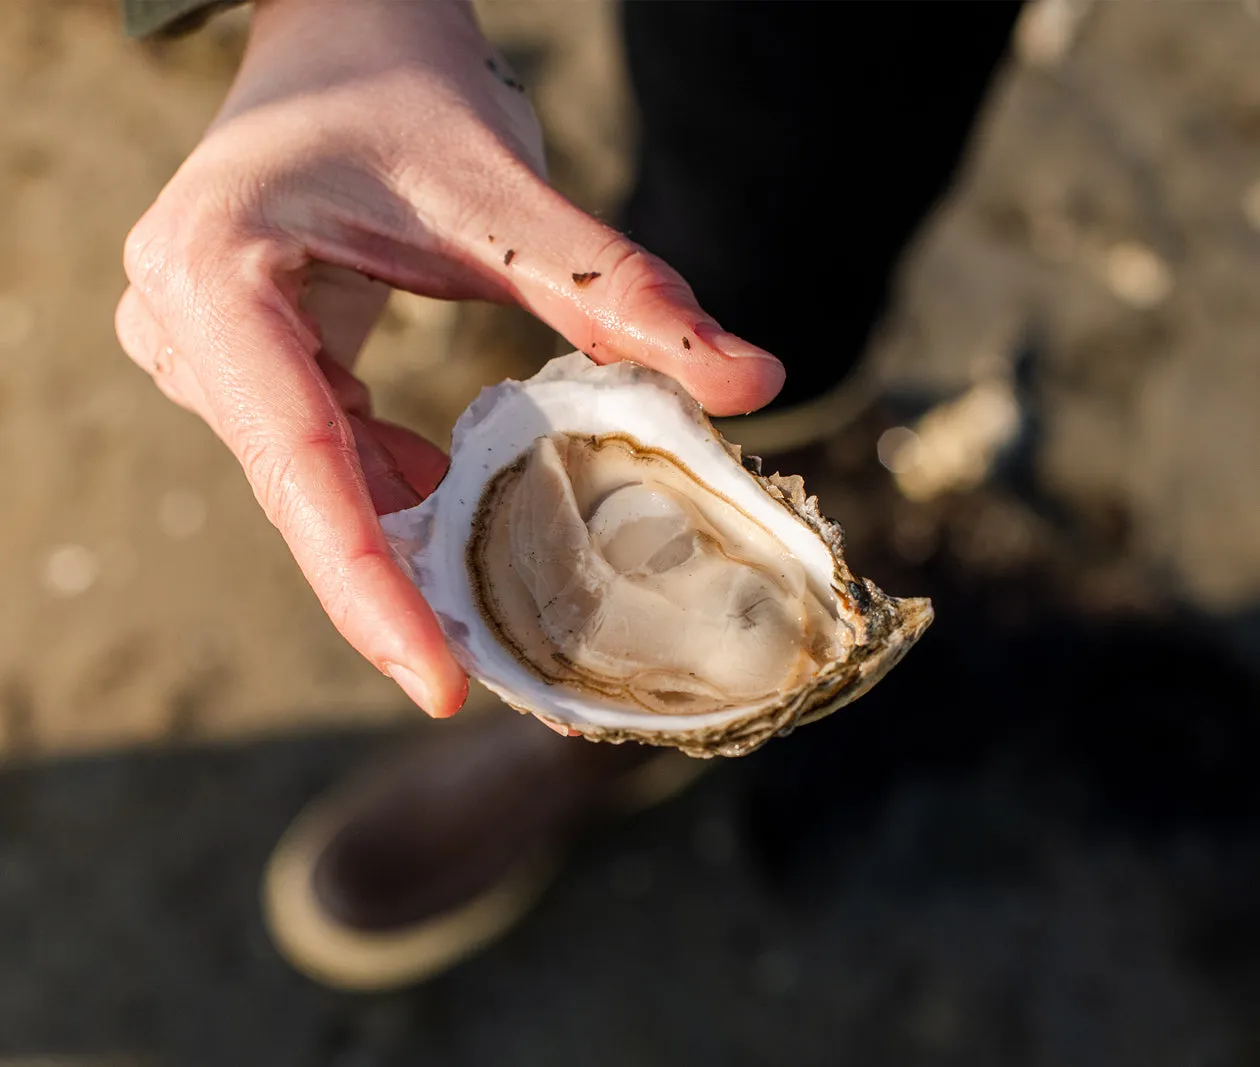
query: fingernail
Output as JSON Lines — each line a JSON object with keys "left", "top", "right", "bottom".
{"left": 693, "top": 322, "right": 780, "bottom": 363}
{"left": 385, "top": 662, "right": 438, "bottom": 717}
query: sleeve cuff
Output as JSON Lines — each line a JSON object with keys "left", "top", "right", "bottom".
{"left": 121, "top": 0, "right": 247, "bottom": 39}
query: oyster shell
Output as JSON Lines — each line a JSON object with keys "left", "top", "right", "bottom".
{"left": 382, "top": 353, "right": 933, "bottom": 758}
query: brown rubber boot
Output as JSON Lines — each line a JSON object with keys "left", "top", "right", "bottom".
{"left": 262, "top": 709, "right": 705, "bottom": 991}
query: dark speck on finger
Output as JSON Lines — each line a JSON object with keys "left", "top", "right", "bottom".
{"left": 682, "top": 336, "right": 691, "bottom": 350}
{"left": 504, "top": 249, "right": 516, "bottom": 266}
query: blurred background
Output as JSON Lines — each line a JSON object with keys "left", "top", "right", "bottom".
{"left": 2, "top": 0, "right": 1259, "bottom": 1063}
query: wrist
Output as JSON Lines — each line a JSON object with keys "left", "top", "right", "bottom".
{"left": 215, "top": 0, "right": 545, "bottom": 177}
{"left": 245, "top": 0, "right": 483, "bottom": 71}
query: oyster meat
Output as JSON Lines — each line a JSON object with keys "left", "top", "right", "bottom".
{"left": 382, "top": 353, "right": 933, "bottom": 757}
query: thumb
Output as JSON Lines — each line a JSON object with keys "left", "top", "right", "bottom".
{"left": 467, "top": 182, "right": 786, "bottom": 417}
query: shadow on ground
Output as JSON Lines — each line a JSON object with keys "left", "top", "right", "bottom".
{"left": 1, "top": 599, "right": 1257, "bottom": 1067}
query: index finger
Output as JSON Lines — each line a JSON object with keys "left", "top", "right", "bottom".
{"left": 125, "top": 225, "right": 468, "bottom": 718}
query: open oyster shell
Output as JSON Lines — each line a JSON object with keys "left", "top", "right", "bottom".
{"left": 382, "top": 353, "right": 933, "bottom": 758}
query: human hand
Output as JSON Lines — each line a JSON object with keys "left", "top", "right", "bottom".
{"left": 115, "top": 0, "right": 785, "bottom": 718}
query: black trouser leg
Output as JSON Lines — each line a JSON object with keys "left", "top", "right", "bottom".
{"left": 620, "top": 1, "right": 1022, "bottom": 409}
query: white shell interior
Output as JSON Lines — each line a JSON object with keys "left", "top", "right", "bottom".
{"left": 381, "top": 354, "right": 843, "bottom": 734}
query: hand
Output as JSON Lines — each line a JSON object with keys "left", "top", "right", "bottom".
{"left": 115, "top": 0, "right": 785, "bottom": 718}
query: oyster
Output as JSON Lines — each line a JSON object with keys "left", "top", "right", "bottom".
{"left": 382, "top": 354, "right": 933, "bottom": 757}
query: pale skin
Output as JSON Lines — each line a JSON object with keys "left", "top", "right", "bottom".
{"left": 115, "top": 0, "right": 785, "bottom": 720}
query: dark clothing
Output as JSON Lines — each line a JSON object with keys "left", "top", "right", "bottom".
{"left": 121, "top": 0, "right": 243, "bottom": 38}
{"left": 620, "top": 2, "right": 1020, "bottom": 409}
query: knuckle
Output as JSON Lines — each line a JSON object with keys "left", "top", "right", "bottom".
{"left": 400, "top": 150, "right": 555, "bottom": 264}
{"left": 122, "top": 212, "right": 174, "bottom": 294}
{"left": 124, "top": 185, "right": 260, "bottom": 331}
{"left": 239, "top": 432, "right": 298, "bottom": 530}
{"left": 123, "top": 208, "right": 214, "bottom": 343}
{"left": 602, "top": 242, "right": 695, "bottom": 314}
{"left": 237, "top": 424, "right": 355, "bottom": 534}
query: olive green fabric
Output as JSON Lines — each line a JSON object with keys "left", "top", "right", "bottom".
{"left": 121, "top": 0, "right": 246, "bottom": 39}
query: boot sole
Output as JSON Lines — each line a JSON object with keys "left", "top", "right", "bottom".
{"left": 261, "top": 747, "right": 706, "bottom": 991}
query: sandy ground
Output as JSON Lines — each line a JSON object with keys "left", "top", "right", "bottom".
{"left": 1, "top": 0, "right": 1259, "bottom": 1063}
{"left": 867, "top": 1, "right": 1260, "bottom": 642}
